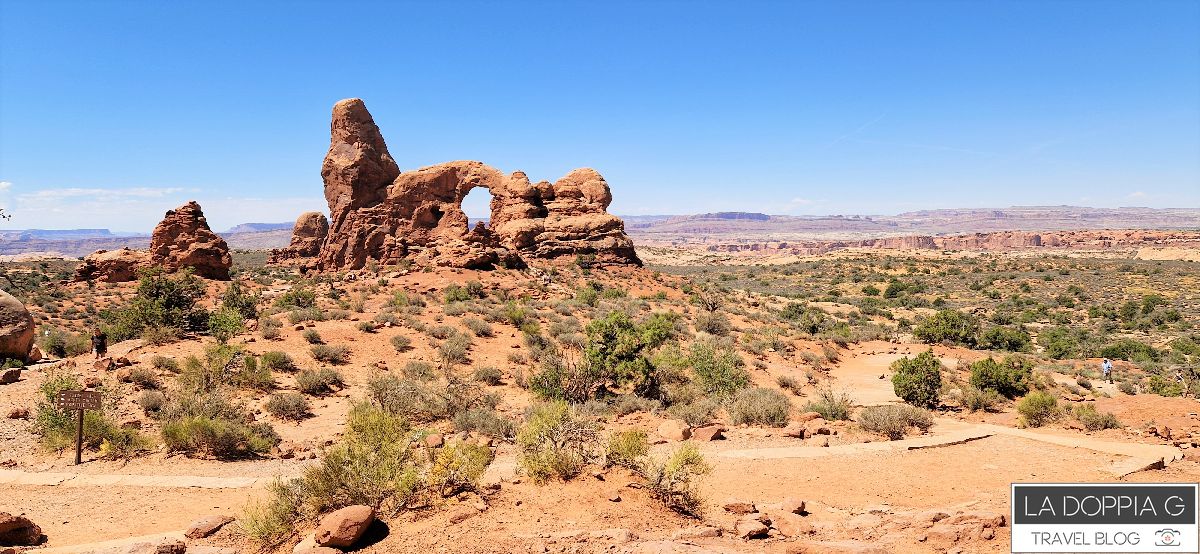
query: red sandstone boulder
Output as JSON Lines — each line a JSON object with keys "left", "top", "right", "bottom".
{"left": 270, "top": 212, "right": 329, "bottom": 262}
{"left": 314, "top": 505, "right": 375, "bottom": 548}
{"left": 74, "top": 248, "right": 152, "bottom": 283}
{"left": 0, "top": 290, "right": 34, "bottom": 363}
{"left": 149, "top": 201, "right": 232, "bottom": 280}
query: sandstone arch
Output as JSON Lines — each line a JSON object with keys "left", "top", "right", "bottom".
{"left": 316, "top": 98, "right": 640, "bottom": 270}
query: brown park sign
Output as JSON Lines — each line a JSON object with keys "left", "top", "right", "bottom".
{"left": 57, "top": 390, "right": 102, "bottom": 411}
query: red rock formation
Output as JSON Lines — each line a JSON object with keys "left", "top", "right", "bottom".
{"left": 316, "top": 99, "right": 640, "bottom": 270}
{"left": 148, "top": 201, "right": 232, "bottom": 280}
{"left": 268, "top": 211, "right": 329, "bottom": 263}
{"left": 75, "top": 201, "right": 231, "bottom": 282}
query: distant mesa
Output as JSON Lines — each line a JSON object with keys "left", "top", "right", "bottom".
{"left": 675, "top": 212, "right": 771, "bottom": 222}
{"left": 75, "top": 201, "right": 232, "bottom": 282}
{"left": 281, "top": 97, "right": 640, "bottom": 270}
{"left": 224, "top": 222, "right": 293, "bottom": 234}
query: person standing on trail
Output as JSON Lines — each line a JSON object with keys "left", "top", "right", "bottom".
{"left": 1101, "top": 358, "right": 1113, "bottom": 383}
{"left": 91, "top": 328, "right": 107, "bottom": 359}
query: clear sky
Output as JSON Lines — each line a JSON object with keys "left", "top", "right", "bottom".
{"left": 1, "top": 1, "right": 1197, "bottom": 232}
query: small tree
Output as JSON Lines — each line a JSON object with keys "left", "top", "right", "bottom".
{"left": 913, "top": 309, "right": 979, "bottom": 347}
{"left": 890, "top": 350, "right": 942, "bottom": 409}
{"left": 969, "top": 356, "right": 1032, "bottom": 398}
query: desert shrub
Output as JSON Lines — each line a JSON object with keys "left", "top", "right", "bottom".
{"left": 443, "top": 284, "right": 471, "bottom": 304}
{"left": 402, "top": 360, "right": 436, "bottom": 381}
{"left": 890, "top": 350, "right": 942, "bottom": 408}
{"left": 1145, "top": 375, "right": 1184, "bottom": 397}
{"left": 978, "top": 326, "right": 1031, "bottom": 352}
{"left": 296, "top": 368, "right": 344, "bottom": 396}
{"left": 209, "top": 306, "right": 247, "bottom": 344}
{"left": 666, "top": 397, "right": 719, "bottom": 426}
{"left": 265, "top": 393, "right": 312, "bottom": 421}
{"left": 1076, "top": 376, "right": 1093, "bottom": 389}
{"left": 238, "top": 478, "right": 304, "bottom": 545}
{"left": 1016, "top": 391, "right": 1059, "bottom": 427}
{"left": 179, "top": 344, "right": 257, "bottom": 393}
{"left": 162, "top": 417, "right": 279, "bottom": 458}
{"left": 37, "top": 325, "right": 90, "bottom": 358}
{"left": 366, "top": 373, "right": 492, "bottom": 423}
{"left": 452, "top": 408, "right": 516, "bottom": 439}
{"left": 463, "top": 317, "right": 493, "bottom": 337}
{"left": 356, "top": 321, "right": 376, "bottom": 333}
{"left": 643, "top": 443, "right": 710, "bottom": 517}
{"left": 857, "top": 404, "right": 934, "bottom": 440}
{"left": 274, "top": 287, "right": 316, "bottom": 309}
{"left": 427, "top": 324, "right": 456, "bottom": 340}
{"left": 913, "top": 309, "right": 978, "bottom": 347}
{"left": 776, "top": 375, "right": 803, "bottom": 395}
{"left": 310, "top": 344, "right": 350, "bottom": 365}
{"left": 604, "top": 429, "right": 649, "bottom": 470}
{"left": 391, "top": 335, "right": 412, "bottom": 352}
{"left": 288, "top": 307, "right": 327, "bottom": 324}
{"left": 151, "top": 355, "right": 180, "bottom": 373}
{"left": 425, "top": 442, "right": 495, "bottom": 498}
{"left": 517, "top": 401, "right": 599, "bottom": 483}
{"left": 727, "top": 387, "right": 791, "bottom": 427}
{"left": 221, "top": 281, "right": 259, "bottom": 320}
{"left": 1037, "top": 326, "right": 1086, "bottom": 359}
{"left": 960, "top": 386, "right": 1004, "bottom": 412}
{"left": 582, "top": 311, "right": 678, "bottom": 395}
{"left": 1072, "top": 403, "right": 1121, "bottom": 431}
{"left": 611, "top": 394, "right": 662, "bottom": 416}
{"left": 803, "top": 387, "right": 853, "bottom": 421}
{"left": 968, "top": 356, "right": 1033, "bottom": 398}
{"left": 128, "top": 366, "right": 160, "bottom": 389}
{"left": 1098, "top": 339, "right": 1159, "bottom": 363}
{"left": 689, "top": 337, "right": 749, "bottom": 398}
{"left": 693, "top": 312, "right": 731, "bottom": 336}
{"left": 259, "top": 317, "right": 282, "bottom": 340}
{"left": 259, "top": 351, "right": 296, "bottom": 372}
{"left": 302, "top": 329, "right": 322, "bottom": 344}
{"left": 232, "top": 355, "right": 274, "bottom": 391}
{"left": 472, "top": 366, "right": 502, "bottom": 385}
{"left": 101, "top": 268, "right": 209, "bottom": 342}
{"left": 138, "top": 390, "right": 168, "bottom": 414}
{"left": 437, "top": 333, "right": 473, "bottom": 367}
{"left": 528, "top": 354, "right": 604, "bottom": 404}
{"left": 1117, "top": 381, "right": 1137, "bottom": 395}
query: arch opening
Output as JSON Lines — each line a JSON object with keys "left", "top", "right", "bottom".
{"left": 461, "top": 186, "right": 495, "bottom": 230}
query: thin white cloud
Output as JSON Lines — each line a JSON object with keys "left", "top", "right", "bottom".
{"left": 1127, "top": 191, "right": 1146, "bottom": 199}
{"left": 0, "top": 181, "right": 12, "bottom": 192}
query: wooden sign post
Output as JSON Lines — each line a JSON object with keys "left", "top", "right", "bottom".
{"left": 57, "top": 390, "right": 101, "bottom": 465}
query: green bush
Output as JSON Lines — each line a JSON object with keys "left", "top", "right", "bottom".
{"left": 968, "top": 356, "right": 1033, "bottom": 398}
{"left": 178, "top": 344, "right": 247, "bottom": 394}
{"left": 259, "top": 351, "right": 296, "bottom": 372}
{"left": 274, "top": 287, "right": 316, "bottom": 309}
{"left": 1072, "top": 404, "right": 1121, "bottom": 431}
{"left": 472, "top": 366, "right": 502, "bottom": 385}
{"left": 221, "top": 281, "right": 260, "bottom": 320}
{"left": 978, "top": 326, "right": 1031, "bottom": 352}
{"left": 666, "top": 397, "right": 719, "bottom": 427}
{"left": 803, "top": 387, "right": 854, "bottom": 421}
{"left": 1145, "top": 375, "right": 1184, "bottom": 397}
{"left": 890, "top": 351, "right": 942, "bottom": 408}
{"left": 693, "top": 312, "right": 731, "bottom": 336}
{"left": 452, "top": 408, "right": 516, "bottom": 439}
{"left": 913, "top": 309, "right": 979, "bottom": 347}
{"left": 128, "top": 366, "right": 160, "bottom": 389}
{"left": 151, "top": 355, "right": 179, "bottom": 373}
{"left": 162, "top": 416, "right": 279, "bottom": 458}
{"left": 310, "top": 344, "right": 350, "bottom": 365}
{"left": 857, "top": 404, "right": 934, "bottom": 440}
{"left": 296, "top": 368, "right": 344, "bottom": 396}
{"left": 689, "top": 337, "right": 749, "bottom": 398}
{"left": 960, "top": 386, "right": 1004, "bottom": 412}
{"left": 34, "top": 372, "right": 147, "bottom": 458}
{"left": 1098, "top": 339, "right": 1159, "bottom": 363}
{"left": 528, "top": 355, "right": 604, "bottom": 403}
{"left": 463, "top": 317, "right": 493, "bottom": 337}
{"left": 265, "top": 393, "right": 312, "bottom": 421}
{"left": 101, "top": 268, "right": 209, "bottom": 342}
{"left": 37, "top": 325, "right": 90, "bottom": 358}
{"left": 302, "top": 329, "right": 323, "bottom": 344}
{"left": 208, "top": 306, "right": 247, "bottom": 344}
{"left": 391, "top": 335, "right": 412, "bottom": 352}
{"left": 1017, "top": 391, "right": 1059, "bottom": 427}
{"left": 604, "top": 429, "right": 649, "bottom": 470}
{"left": 517, "top": 401, "right": 599, "bottom": 483}
{"left": 443, "top": 284, "right": 471, "bottom": 303}
{"left": 138, "top": 390, "right": 168, "bottom": 414}
{"left": 643, "top": 443, "right": 711, "bottom": 517}
{"left": 727, "top": 387, "right": 791, "bottom": 427}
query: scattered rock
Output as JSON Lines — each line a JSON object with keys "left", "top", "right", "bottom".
{"left": 424, "top": 433, "right": 444, "bottom": 448}
{"left": 115, "top": 367, "right": 133, "bottom": 383}
{"left": 781, "top": 497, "right": 806, "bottom": 514}
{"left": 185, "top": 515, "right": 234, "bottom": 539}
{"left": 671, "top": 526, "right": 721, "bottom": 540}
{"left": 723, "top": 499, "right": 757, "bottom": 515}
{"left": 0, "top": 290, "right": 34, "bottom": 363}
{"left": 607, "top": 493, "right": 621, "bottom": 502}
{"left": 771, "top": 512, "right": 813, "bottom": 537}
{"left": 314, "top": 505, "right": 375, "bottom": 548}
{"left": 94, "top": 358, "right": 115, "bottom": 372}
{"left": 587, "top": 529, "right": 637, "bottom": 544}
{"left": 735, "top": 514, "right": 770, "bottom": 539}
{"left": 657, "top": 420, "right": 691, "bottom": 441}
{"left": 0, "top": 512, "right": 44, "bottom": 546}
{"left": 0, "top": 369, "right": 19, "bottom": 385}
{"left": 796, "top": 411, "right": 823, "bottom": 422}
{"left": 691, "top": 424, "right": 726, "bottom": 441}
{"left": 6, "top": 408, "right": 29, "bottom": 419}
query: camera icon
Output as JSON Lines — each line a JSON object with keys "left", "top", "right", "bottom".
{"left": 1155, "top": 528, "right": 1181, "bottom": 547}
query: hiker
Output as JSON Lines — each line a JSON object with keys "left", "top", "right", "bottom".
{"left": 91, "top": 328, "right": 108, "bottom": 359}
{"left": 1101, "top": 358, "right": 1113, "bottom": 384}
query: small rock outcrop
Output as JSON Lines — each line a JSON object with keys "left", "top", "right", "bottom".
{"left": 269, "top": 212, "right": 330, "bottom": 263}
{"left": 0, "top": 290, "right": 34, "bottom": 362}
{"left": 0, "top": 512, "right": 44, "bottom": 546}
{"left": 314, "top": 505, "right": 375, "bottom": 548}
{"left": 314, "top": 98, "right": 640, "bottom": 270}
{"left": 75, "top": 201, "right": 232, "bottom": 282}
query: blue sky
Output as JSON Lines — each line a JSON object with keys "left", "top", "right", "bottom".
{"left": 1, "top": 1, "right": 1197, "bottom": 232}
